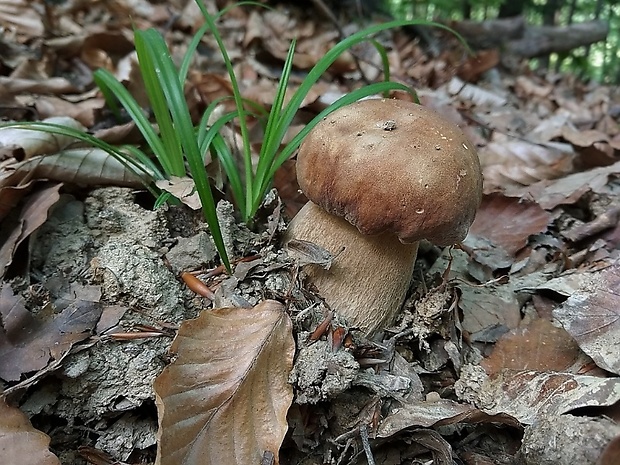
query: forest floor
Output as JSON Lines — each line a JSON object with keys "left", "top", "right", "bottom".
{"left": 0, "top": 1, "right": 619, "bottom": 465}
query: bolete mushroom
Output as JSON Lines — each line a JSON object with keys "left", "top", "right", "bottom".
{"left": 285, "top": 98, "right": 483, "bottom": 336}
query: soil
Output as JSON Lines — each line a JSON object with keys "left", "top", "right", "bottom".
{"left": 8, "top": 183, "right": 616, "bottom": 465}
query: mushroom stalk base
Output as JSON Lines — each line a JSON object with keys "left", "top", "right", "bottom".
{"left": 285, "top": 202, "right": 419, "bottom": 336}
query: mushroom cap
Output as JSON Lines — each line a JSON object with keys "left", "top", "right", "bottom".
{"left": 296, "top": 98, "right": 483, "bottom": 245}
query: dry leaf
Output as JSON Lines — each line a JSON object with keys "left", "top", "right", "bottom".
{"left": 480, "top": 138, "right": 575, "bottom": 193}
{"left": 0, "top": 284, "right": 102, "bottom": 382}
{"left": 509, "top": 160, "right": 620, "bottom": 209}
{"left": 465, "top": 194, "right": 551, "bottom": 269}
{"left": 458, "top": 285, "right": 522, "bottom": 342}
{"left": 378, "top": 398, "right": 521, "bottom": 438}
{"left": 0, "top": 0, "right": 44, "bottom": 38}
{"left": 447, "top": 77, "right": 508, "bottom": 107}
{"left": 457, "top": 49, "right": 500, "bottom": 83}
{"left": 0, "top": 116, "right": 85, "bottom": 160}
{"left": 482, "top": 318, "right": 582, "bottom": 376}
{"left": 155, "top": 177, "right": 201, "bottom": 210}
{"left": 462, "top": 369, "right": 620, "bottom": 425}
{"left": 154, "top": 300, "right": 294, "bottom": 465}
{"left": 552, "top": 265, "right": 620, "bottom": 375}
{"left": 0, "top": 183, "right": 62, "bottom": 276}
{"left": 2, "top": 148, "right": 147, "bottom": 189}
{"left": 0, "top": 398, "right": 60, "bottom": 465}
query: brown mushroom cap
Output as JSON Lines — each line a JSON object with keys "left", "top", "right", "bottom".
{"left": 296, "top": 98, "right": 483, "bottom": 245}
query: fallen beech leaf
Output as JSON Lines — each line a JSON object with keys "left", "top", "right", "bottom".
{"left": 154, "top": 300, "right": 294, "bottom": 465}
{"left": 0, "top": 285, "right": 102, "bottom": 382}
{"left": 0, "top": 183, "right": 62, "bottom": 277}
{"left": 482, "top": 318, "right": 582, "bottom": 376}
{"left": 273, "top": 159, "right": 306, "bottom": 217}
{"left": 0, "top": 116, "right": 85, "bottom": 160}
{"left": 458, "top": 284, "right": 522, "bottom": 342}
{"left": 465, "top": 194, "right": 551, "bottom": 269}
{"left": 0, "top": 399, "right": 60, "bottom": 465}
{"left": 552, "top": 265, "right": 620, "bottom": 375}
{"left": 461, "top": 368, "right": 620, "bottom": 425}
{"left": 0, "top": 1, "right": 44, "bottom": 37}
{"left": 519, "top": 413, "right": 620, "bottom": 465}
{"left": 562, "top": 125, "right": 609, "bottom": 147}
{"left": 378, "top": 398, "right": 521, "bottom": 438}
{"left": 514, "top": 75, "right": 553, "bottom": 99}
{"left": 480, "top": 138, "right": 575, "bottom": 193}
{"left": 509, "top": 160, "right": 620, "bottom": 209}
{"left": 447, "top": 77, "right": 507, "bottom": 107}
{"left": 2, "top": 148, "right": 146, "bottom": 189}
{"left": 457, "top": 49, "right": 500, "bottom": 82}
{"left": 155, "top": 177, "right": 201, "bottom": 210}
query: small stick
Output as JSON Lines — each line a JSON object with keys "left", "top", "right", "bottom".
{"left": 359, "top": 424, "right": 376, "bottom": 465}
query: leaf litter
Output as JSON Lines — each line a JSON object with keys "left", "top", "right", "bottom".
{"left": 0, "top": 0, "right": 619, "bottom": 464}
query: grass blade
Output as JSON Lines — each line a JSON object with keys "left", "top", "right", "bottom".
{"left": 135, "top": 30, "right": 186, "bottom": 177}
{"left": 143, "top": 26, "right": 231, "bottom": 271}
{"left": 93, "top": 69, "right": 170, "bottom": 173}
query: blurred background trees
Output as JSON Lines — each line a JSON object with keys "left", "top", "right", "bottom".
{"left": 381, "top": 0, "right": 617, "bottom": 83}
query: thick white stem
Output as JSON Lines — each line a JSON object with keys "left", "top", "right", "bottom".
{"left": 285, "top": 202, "right": 419, "bottom": 336}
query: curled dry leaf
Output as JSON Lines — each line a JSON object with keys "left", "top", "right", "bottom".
{"left": 509, "top": 160, "right": 620, "bottom": 210}
{"left": 154, "top": 300, "right": 294, "bottom": 465}
{"left": 0, "top": 0, "right": 43, "bottom": 38}
{"left": 459, "top": 368, "right": 620, "bottom": 425}
{"left": 0, "top": 183, "right": 62, "bottom": 277}
{"left": 0, "top": 116, "right": 85, "bottom": 160}
{"left": 481, "top": 318, "right": 582, "bottom": 376}
{"left": 378, "top": 398, "right": 521, "bottom": 439}
{"left": 519, "top": 413, "right": 620, "bottom": 465}
{"left": 0, "top": 284, "right": 102, "bottom": 382}
{"left": 0, "top": 398, "right": 60, "bottom": 465}
{"left": 479, "top": 138, "right": 575, "bottom": 194}
{"left": 155, "top": 177, "right": 201, "bottom": 210}
{"left": 465, "top": 194, "right": 551, "bottom": 269}
{"left": 447, "top": 77, "right": 508, "bottom": 107}
{"left": 552, "top": 265, "right": 620, "bottom": 375}
{"left": 2, "top": 148, "right": 147, "bottom": 190}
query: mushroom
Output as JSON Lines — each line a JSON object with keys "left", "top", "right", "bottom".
{"left": 285, "top": 98, "right": 483, "bottom": 336}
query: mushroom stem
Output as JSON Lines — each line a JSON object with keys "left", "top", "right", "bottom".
{"left": 286, "top": 201, "right": 419, "bottom": 336}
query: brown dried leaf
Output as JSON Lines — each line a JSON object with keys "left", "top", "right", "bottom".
{"left": 480, "top": 138, "right": 575, "bottom": 193}
{"left": 0, "top": 284, "right": 102, "bottom": 382}
{"left": 514, "top": 75, "right": 553, "bottom": 99}
{"left": 378, "top": 398, "right": 521, "bottom": 438}
{"left": 552, "top": 265, "right": 620, "bottom": 375}
{"left": 562, "top": 125, "right": 609, "bottom": 148}
{"left": 513, "top": 160, "right": 620, "bottom": 209}
{"left": 273, "top": 159, "right": 305, "bottom": 218}
{"left": 458, "top": 285, "right": 522, "bottom": 342}
{"left": 0, "top": 0, "right": 44, "bottom": 38}
{"left": 0, "top": 76, "right": 78, "bottom": 94}
{"left": 155, "top": 177, "right": 201, "bottom": 210}
{"left": 0, "top": 399, "right": 60, "bottom": 465}
{"left": 154, "top": 300, "right": 294, "bottom": 465}
{"left": 485, "top": 370, "right": 620, "bottom": 424}
{"left": 482, "top": 319, "right": 582, "bottom": 376}
{"left": 457, "top": 49, "right": 500, "bottom": 83}
{"left": 0, "top": 116, "right": 85, "bottom": 160}
{"left": 465, "top": 194, "right": 551, "bottom": 269}
{"left": 447, "top": 77, "right": 508, "bottom": 107}
{"left": 2, "top": 148, "right": 146, "bottom": 189}
{"left": 470, "top": 370, "right": 620, "bottom": 425}
{"left": 0, "top": 183, "right": 62, "bottom": 277}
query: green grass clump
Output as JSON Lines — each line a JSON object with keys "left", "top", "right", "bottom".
{"left": 1, "top": 1, "right": 463, "bottom": 271}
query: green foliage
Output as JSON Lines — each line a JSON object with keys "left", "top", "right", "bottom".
{"left": 1, "top": 1, "right": 463, "bottom": 271}
{"left": 385, "top": 0, "right": 620, "bottom": 83}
